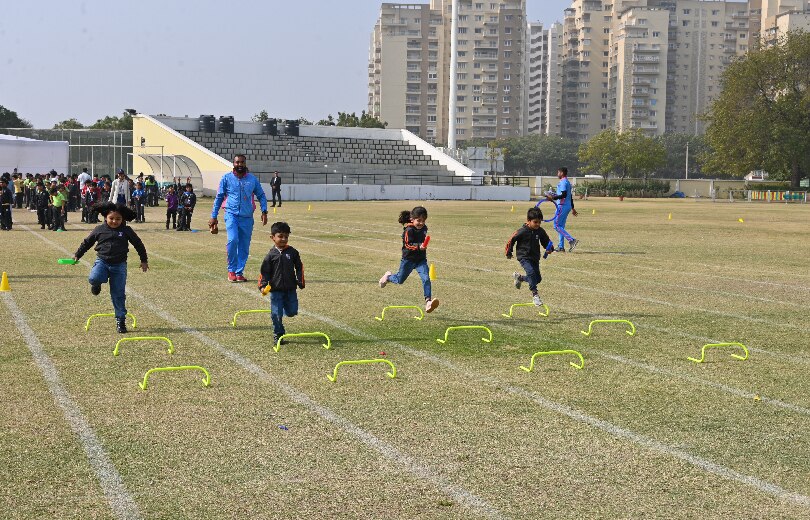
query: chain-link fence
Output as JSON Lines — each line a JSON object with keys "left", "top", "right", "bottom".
{"left": 0, "top": 128, "right": 132, "bottom": 176}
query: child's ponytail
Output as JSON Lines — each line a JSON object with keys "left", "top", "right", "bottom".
{"left": 398, "top": 210, "right": 412, "bottom": 224}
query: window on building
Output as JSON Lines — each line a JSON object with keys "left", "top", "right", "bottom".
{"left": 683, "top": 9, "right": 690, "bottom": 14}
{"left": 505, "top": 27, "right": 511, "bottom": 34}
{"left": 652, "top": 31, "right": 660, "bottom": 37}
{"left": 504, "top": 40, "right": 512, "bottom": 46}
{"left": 456, "top": 128, "right": 466, "bottom": 135}
{"left": 458, "top": 27, "right": 467, "bottom": 34}
{"left": 504, "top": 62, "right": 510, "bottom": 69}
{"left": 503, "top": 95, "right": 511, "bottom": 102}
{"left": 427, "top": 115, "right": 437, "bottom": 122}
{"left": 503, "top": 73, "right": 511, "bottom": 80}
{"left": 504, "top": 50, "right": 512, "bottom": 57}
{"left": 503, "top": 85, "right": 511, "bottom": 92}
{"left": 457, "top": 95, "right": 466, "bottom": 101}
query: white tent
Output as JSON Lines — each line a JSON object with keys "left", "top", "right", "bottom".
{"left": 0, "top": 134, "right": 69, "bottom": 174}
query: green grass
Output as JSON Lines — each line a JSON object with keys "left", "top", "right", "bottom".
{"left": 2, "top": 198, "right": 809, "bottom": 519}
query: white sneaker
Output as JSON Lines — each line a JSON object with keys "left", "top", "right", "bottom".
{"left": 568, "top": 238, "right": 579, "bottom": 252}
{"left": 379, "top": 271, "right": 392, "bottom": 288}
{"left": 426, "top": 298, "right": 440, "bottom": 313}
{"left": 513, "top": 272, "right": 522, "bottom": 290}
{"left": 533, "top": 294, "right": 543, "bottom": 307}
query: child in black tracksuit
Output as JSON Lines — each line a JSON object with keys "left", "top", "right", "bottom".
{"left": 34, "top": 183, "right": 50, "bottom": 229}
{"left": 505, "top": 207, "right": 554, "bottom": 306}
{"left": 177, "top": 184, "right": 196, "bottom": 231}
{"left": 378, "top": 205, "right": 439, "bottom": 313}
{"left": 73, "top": 202, "right": 149, "bottom": 333}
{"left": 0, "top": 180, "right": 12, "bottom": 230}
{"left": 258, "top": 222, "right": 305, "bottom": 345}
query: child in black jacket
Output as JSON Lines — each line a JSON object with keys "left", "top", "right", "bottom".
{"left": 379, "top": 206, "right": 439, "bottom": 313}
{"left": 258, "top": 222, "right": 304, "bottom": 345}
{"left": 0, "top": 179, "right": 12, "bottom": 230}
{"left": 505, "top": 207, "right": 554, "bottom": 306}
{"left": 34, "top": 183, "right": 50, "bottom": 229}
{"left": 177, "top": 183, "right": 196, "bottom": 231}
{"left": 73, "top": 202, "right": 149, "bottom": 333}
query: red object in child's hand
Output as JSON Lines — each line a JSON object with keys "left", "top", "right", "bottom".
{"left": 421, "top": 235, "right": 430, "bottom": 249}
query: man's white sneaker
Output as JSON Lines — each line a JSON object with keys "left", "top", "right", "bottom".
{"left": 426, "top": 298, "right": 440, "bottom": 313}
{"left": 568, "top": 238, "right": 579, "bottom": 253}
{"left": 533, "top": 294, "right": 543, "bottom": 307}
{"left": 513, "top": 272, "right": 522, "bottom": 289}
{"left": 379, "top": 271, "right": 392, "bottom": 288}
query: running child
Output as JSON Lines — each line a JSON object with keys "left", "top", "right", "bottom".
{"left": 505, "top": 207, "right": 554, "bottom": 306}
{"left": 379, "top": 206, "right": 439, "bottom": 313}
{"left": 258, "top": 222, "right": 305, "bottom": 346}
{"left": 73, "top": 202, "right": 149, "bottom": 333}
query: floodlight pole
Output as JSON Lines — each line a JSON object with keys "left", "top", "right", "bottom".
{"left": 685, "top": 141, "right": 689, "bottom": 180}
{"left": 448, "top": 0, "right": 458, "bottom": 149}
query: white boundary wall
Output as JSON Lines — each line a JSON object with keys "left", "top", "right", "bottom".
{"left": 265, "top": 183, "right": 528, "bottom": 202}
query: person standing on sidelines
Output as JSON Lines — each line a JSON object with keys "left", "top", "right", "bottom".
{"left": 546, "top": 167, "right": 579, "bottom": 252}
{"left": 108, "top": 169, "right": 130, "bottom": 206}
{"left": 208, "top": 154, "right": 269, "bottom": 283}
{"left": 270, "top": 171, "right": 282, "bottom": 207}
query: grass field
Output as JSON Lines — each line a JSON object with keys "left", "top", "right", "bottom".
{"left": 2, "top": 197, "right": 810, "bottom": 519}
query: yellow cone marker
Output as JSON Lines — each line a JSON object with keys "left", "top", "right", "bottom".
{"left": 592, "top": 209, "right": 596, "bottom": 215}
{"left": 273, "top": 207, "right": 277, "bottom": 214}
{"left": 0, "top": 272, "right": 9, "bottom": 292}
{"left": 738, "top": 218, "right": 744, "bottom": 223}
{"left": 307, "top": 204, "right": 312, "bottom": 211}
{"left": 429, "top": 263, "right": 436, "bottom": 281}
{"left": 668, "top": 213, "right": 672, "bottom": 220}
{"left": 510, "top": 205, "right": 514, "bottom": 212}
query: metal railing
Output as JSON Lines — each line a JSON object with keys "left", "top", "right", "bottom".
{"left": 251, "top": 171, "right": 530, "bottom": 187}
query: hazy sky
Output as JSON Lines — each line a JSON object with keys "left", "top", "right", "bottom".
{"left": 0, "top": 0, "right": 571, "bottom": 128}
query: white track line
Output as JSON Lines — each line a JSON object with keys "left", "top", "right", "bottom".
{"left": 2, "top": 292, "right": 142, "bottom": 520}
{"left": 134, "top": 232, "right": 810, "bottom": 507}
{"left": 23, "top": 225, "right": 505, "bottom": 520}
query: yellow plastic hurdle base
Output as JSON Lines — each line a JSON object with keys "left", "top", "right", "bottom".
{"left": 85, "top": 313, "right": 136, "bottom": 331}
{"left": 114, "top": 336, "right": 174, "bottom": 357}
{"left": 436, "top": 325, "right": 493, "bottom": 345}
{"left": 501, "top": 302, "right": 549, "bottom": 318}
{"left": 520, "top": 350, "right": 584, "bottom": 372}
{"left": 580, "top": 319, "right": 636, "bottom": 337}
{"left": 231, "top": 309, "right": 271, "bottom": 327}
{"left": 687, "top": 342, "right": 749, "bottom": 363}
{"left": 327, "top": 359, "right": 397, "bottom": 382}
{"left": 374, "top": 305, "right": 425, "bottom": 321}
{"left": 274, "top": 332, "right": 332, "bottom": 352}
{"left": 139, "top": 366, "right": 210, "bottom": 391}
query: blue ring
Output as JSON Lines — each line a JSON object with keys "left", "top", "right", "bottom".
{"left": 534, "top": 198, "right": 559, "bottom": 223}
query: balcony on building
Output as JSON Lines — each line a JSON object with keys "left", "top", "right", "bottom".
{"left": 632, "top": 66, "right": 659, "bottom": 74}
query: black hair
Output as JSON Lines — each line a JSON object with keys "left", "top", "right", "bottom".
{"left": 271, "top": 221, "right": 291, "bottom": 234}
{"left": 527, "top": 207, "right": 543, "bottom": 221}
{"left": 234, "top": 154, "right": 246, "bottom": 161}
{"left": 94, "top": 201, "right": 137, "bottom": 221}
{"left": 558, "top": 167, "right": 568, "bottom": 176}
{"left": 185, "top": 183, "right": 193, "bottom": 189}
{"left": 398, "top": 205, "right": 428, "bottom": 224}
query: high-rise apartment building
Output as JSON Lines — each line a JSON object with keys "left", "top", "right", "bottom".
{"left": 553, "top": 0, "right": 760, "bottom": 139}
{"left": 760, "top": 0, "right": 810, "bottom": 45}
{"left": 545, "top": 22, "right": 565, "bottom": 135}
{"left": 369, "top": 1, "right": 527, "bottom": 147}
{"left": 524, "top": 22, "right": 549, "bottom": 134}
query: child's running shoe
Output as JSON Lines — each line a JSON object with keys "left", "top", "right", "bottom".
{"left": 235, "top": 274, "right": 247, "bottom": 283}
{"left": 273, "top": 334, "right": 288, "bottom": 346}
{"left": 425, "top": 298, "right": 440, "bottom": 313}
{"left": 116, "top": 318, "right": 128, "bottom": 334}
{"left": 90, "top": 283, "right": 101, "bottom": 296}
{"left": 379, "top": 271, "right": 392, "bottom": 288}
{"left": 568, "top": 238, "right": 579, "bottom": 252}
{"left": 228, "top": 272, "right": 237, "bottom": 282}
{"left": 513, "top": 272, "right": 522, "bottom": 290}
{"left": 532, "top": 294, "right": 543, "bottom": 307}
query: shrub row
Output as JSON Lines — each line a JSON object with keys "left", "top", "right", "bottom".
{"left": 575, "top": 179, "right": 671, "bottom": 198}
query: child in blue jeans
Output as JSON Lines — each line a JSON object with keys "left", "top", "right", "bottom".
{"left": 73, "top": 202, "right": 149, "bottom": 333}
{"left": 258, "top": 222, "right": 305, "bottom": 345}
{"left": 505, "top": 207, "right": 553, "bottom": 306}
{"left": 379, "top": 206, "right": 439, "bottom": 313}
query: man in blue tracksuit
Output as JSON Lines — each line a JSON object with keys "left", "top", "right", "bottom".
{"left": 546, "top": 166, "right": 579, "bottom": 252}
{"left": 209, "top": 155, "right": 269, "bottom": 282}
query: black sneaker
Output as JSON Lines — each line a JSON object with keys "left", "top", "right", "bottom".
{"left": 116, "top": 318, "right": 128, "bottom": 333}
{"left": 90, "top": 284, "right": 101, "bottom": 296}
{"left": 273, "top": 334, "right": 288, "bottom": 346}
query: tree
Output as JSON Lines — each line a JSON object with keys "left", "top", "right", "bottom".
{"left": 0, "top": 105, "right": 32, "bottom": 128}
{"left": 89, "top": 112, "right": 132, "bottom": 130}
{"left": 336, "top": 111, "right": 387, "bottom": 128}
{"left": 704, "top": 31, "right": 810, "bottom": 187}
{"left": 251, "top": 110, "right": 271, "bottom": 122}
{"left": 316, "top": 115, "right": 336, "bottom": 126}
{"left": 578, "top": 129, "right": 665, "bottom": 181}
{"left": 656, "top": 133, "right": 710, "bottom": 178}
{"left": 578, "top": 129, "right": 622, "bottom": 181}
{"left": 53, "top": 118, "right": 85, "bottom": 129}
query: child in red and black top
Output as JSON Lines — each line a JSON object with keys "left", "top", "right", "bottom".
{"left": 505, "top": 207, "right": 553, "bottom": 307}
{"left": 379, "top": 205, "right": 439, "bottom": 313}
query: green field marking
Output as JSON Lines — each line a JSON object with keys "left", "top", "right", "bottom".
{"left": 501, "top": 302, "right": 549, "bottom": 318}
{"left": 436, "top": 325, "right": 493, "bottom": 344}
{"left": 275, "top": 331, "right": 332, "bottom": 352}
{"left": 581, "top": 319, "right": 636, "bottom": 337}
{"left": 374, "top": 305, "right": 425, "bottom": 321}
{"left": 84, "top": 312, "right": 136, "bottom": 331}
{"left": 231, "top": 309, "right": 271, "bottom": 327}
{"left": 113, "top": 336, "right": 175, "bottom": 357}
{"left": 520, "top": 350, "right": 584, "bottom": 372}
{"left": 687, "top": 342, "right": 749, "bottom": 363}
{"left": 138, "top": 365, "right": 210, "bottom": 390}
{"left": 326, "top": 359, "right": 397, "bottom": 382}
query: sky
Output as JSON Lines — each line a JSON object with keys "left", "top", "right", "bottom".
{"left": 0, "top": 0, "right": 571, "bottom": 128}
